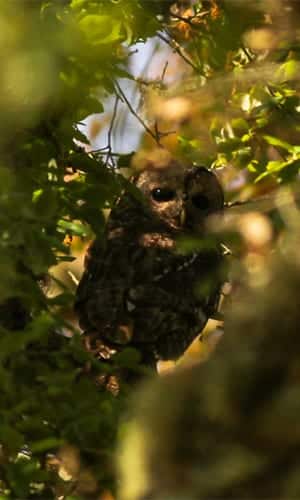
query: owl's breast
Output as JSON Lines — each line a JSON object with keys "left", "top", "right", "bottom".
{"left": 76, "top": 227, "right": 223, "bottom": 362}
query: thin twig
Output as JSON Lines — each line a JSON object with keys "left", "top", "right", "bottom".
{"left": 224, "top": 187, "right": 300, "bottom": 217}
{"left": 241, "top": 46, "right": 255, "bottom": 63}
{"left": 105, "top": 96, "right": 119, "bottom": 167}
{"left": 161, "top": 61, "right": 169, "bottom": 82}
{"left": 114, "top": 80, "right": 163, "bottom": 146}
{"left": 171, "top": 11, "right": 209, "bottom": 26}
{"left": 92, "top": 150, "right": 123, "bottom": 157}
{"left": 154, "top": 121, "right": 160, "bottom": 143}
{"left": 93, "top": 146, "right": 110, "bottom": 153}
{"left": 134, "top": 77, "right": 152, "bottom": 87}
{"left": 157, "top": 32, "right": 199, "bottom": 73}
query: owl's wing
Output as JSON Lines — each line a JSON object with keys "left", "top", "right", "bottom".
{"left": 75, "top": 187, "right": 170, "bottom": 335}
{"left": 75, "top": 190, "right": 147, "bottom": 329}
{"left": 75, "top": 238, "right": 106, "bottom": 332}
{"left": 142, "top": 247, "right": 223, "bottom": 360}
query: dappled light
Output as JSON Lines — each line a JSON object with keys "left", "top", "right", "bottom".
{"left": 0, "top": 0, "right": 300, "bottom": 498}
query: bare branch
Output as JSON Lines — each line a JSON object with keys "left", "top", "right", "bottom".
{"left": 161, "top": 61, "right": 169, "bottom": 82}
{"left": 114, "top": 80, "right": 164, "bottom": 146}
{"left": 105, "top": 96, "right": 119, "bottom": 168}
{"left": 157, "top": 32, "right": 200, "bottom": 73}
{"left": 224, "top": 186, "right": 300, "bottom": 219}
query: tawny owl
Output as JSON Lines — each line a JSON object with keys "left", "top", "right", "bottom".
{"left": 75, "top": 156, "right": 224, "bottom": 368}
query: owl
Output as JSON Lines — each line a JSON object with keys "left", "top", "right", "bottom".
{"left": 75, "top": 156, "right": 224, "bottom": 369}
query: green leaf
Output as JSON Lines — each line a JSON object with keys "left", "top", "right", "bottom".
{"left": 79, "top": 15, "right": 122, "bottom": 45}
{"left": 57, "top": 219, "right": 91, "bottom": 237}
{"left": 255, "top": 158, "right": 300, "bottom": 182}
{"left": 0, "top": 425, "right": 24, "bottom": 452}
{"left": 30, "top": 437, "right": 64, "bottom": 453}
{"left": 247, "top": 160, "right": 259, "bottom": 172}
{"left": 277, "top": 60, "right": 300, "bottom": 82}
{"left": 70, "top": 0, "right": 87, "bottom": 9}
{"left": 73, "top": 127, "right": 89, "bottom": 143}
{"left": 76, "top": 96, "right": 104, "bottom": 121}
{"left": 263, "top": 135, "right": 294, "bottom": 153}
{"left": 113, "top": 347, "right": 141, "bottom": 368}
{"left": 114, "top": 68, "right": 135, "bottom": 80}
{"left": 233, "top": 147, "right": 252, "bottom": 167}
{"left": 0, "top": 313, "right": 55, "bottom": 361}
{"left": 231, "top": 118, "right": 249, "bottom": 132}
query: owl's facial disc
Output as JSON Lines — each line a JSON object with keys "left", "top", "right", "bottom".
{"left": 150, "top": 188, "right": 184, "bottom": 228}
{"left": 136, "top": 167, "right": 186, "bottom": 229}
{"left": 184, "top": 167, "right": 224, "bottom": 230}
{"left": 150, "top": 186, "right": 184, "bottom": 229}
{"left": 134, "top": 164, "right": 223, "bottom": 230}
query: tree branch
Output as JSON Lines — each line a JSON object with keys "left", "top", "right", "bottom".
{"left": 157, "top": 32, "right": 200, "bottom": 73}
{"left": 114, "top": 80, "right": 167, "bottom": 146}
{"left": 105, "top": 96, "right": 119, "bottom": 168}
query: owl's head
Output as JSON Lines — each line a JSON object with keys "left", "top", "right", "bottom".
{"left": 133, "top": 157, "right": 224, "bottom": 231}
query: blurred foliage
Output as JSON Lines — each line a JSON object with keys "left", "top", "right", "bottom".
{"left": 141, "top": 0, "right": 300, "bottom": 191}
{"left": 118, "top": 226, "right": 300, "bottom": 500}
{"left": 0, "top": 0, "right": 162, "bottom": 497}
{"left": 1, "top": 0, "right": 300, "bottom": 497}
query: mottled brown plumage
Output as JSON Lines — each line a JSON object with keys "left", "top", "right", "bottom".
{"left": 75, "top": 158, "right": 224, "bottom": 368}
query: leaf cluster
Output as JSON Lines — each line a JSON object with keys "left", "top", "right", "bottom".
{"left": 0, "top": 0, "right": 163, "bottom": 496}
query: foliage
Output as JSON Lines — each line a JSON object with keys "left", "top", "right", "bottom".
{"left": 0, "top": 0, "right": 300, "bottom": 497}
{"left": 0, "top": 0, "right": 161, "bottom": 496}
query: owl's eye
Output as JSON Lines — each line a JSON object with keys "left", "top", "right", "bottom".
{"left": 191, "top": 193, "right": 210, "bottom": 210}
{"left": 151, "top": 188, "right": 176, "bottom": 202}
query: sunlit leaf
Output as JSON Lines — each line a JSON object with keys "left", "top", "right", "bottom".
{"left": 79, "top": 15, "right": 123, "bottom": 45}
{"left": 57, "top": 219, "right": 91, "bottom": 237}
{"left": 263, "top": 135, "right": 294, "bottom": 153}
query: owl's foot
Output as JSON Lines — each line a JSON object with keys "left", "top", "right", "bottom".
{"left": 83, "top": 331, "right": 117, "bottom": 360}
